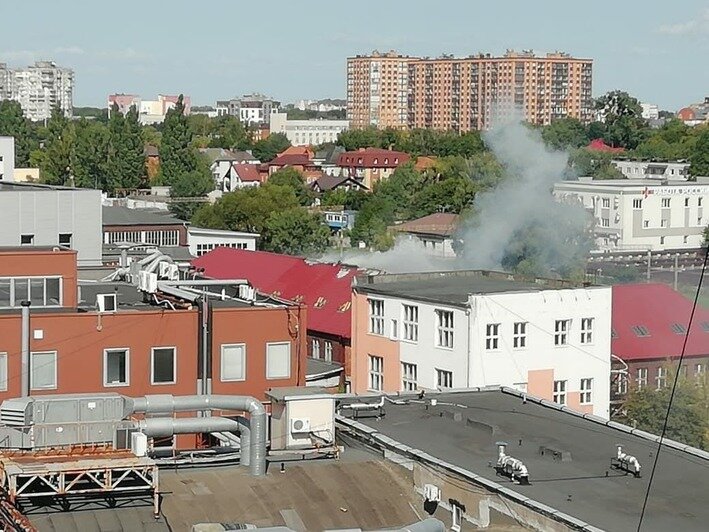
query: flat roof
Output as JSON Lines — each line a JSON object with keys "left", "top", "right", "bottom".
{"left": 353, "top": 389, "right": 709, "bottom": 532}
{"left": 103, "top": 206, "right": 186, "bottom": 226}
{"left": 355, "top": 270, "right": 579, "bottom": 307}
{"left": 0, "top": 246, "right": 75, "bottom": 254}
{"left": 266, "top": 386, "right": 333, "bottom": 401}
{"left": 0, "top": 182, "right": 95, "bottom": 192}
{"left": 556, "top": 178, "right": 709, "bottom": 188}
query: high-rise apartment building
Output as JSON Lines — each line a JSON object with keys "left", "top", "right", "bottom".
{"left": 347, "top": 50, "right": 593, "bottom": 131}
{"left": 0, "top": 61, "right": 74, "bottom": 121}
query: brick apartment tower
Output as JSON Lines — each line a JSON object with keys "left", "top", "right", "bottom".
{"left": 347, "top": 50, "right": 593, "bottom": 131}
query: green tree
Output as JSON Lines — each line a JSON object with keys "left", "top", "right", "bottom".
{"left": 208, "top": 115, "right": 251, "bottom": 150}
{"left": 169, "top": 165, "right": 215, "bottom": 220}
{"left": 0, "top": 100, "right": 36, "bottom": 166}
{"left": 595, "top": 91, "right": 647, "bottom": 149}
{"left": 337, "top": 127, "right": 383, "bottom": 151}
{"left": 36, "top": 107, "right": 75, "bottom": 186}
{"left": 105, "top": 105, "right": 146, "bottom": 193}
{"left": 73, "top": 119, "right": 110, "bottom": 189}
{"left": 349, "top": 195, "right": 396, "bottom": 250}
{"left": 541, "top": 118, "right": 588, "bottom": 150}
{"left": 568, "top": 148, "right": 623, "bottom": 180}
{"left": 251, "top": 133, "right": 291, "bottom": 162}
{"left": 690, "top": 127, "right": 709, "bottom": 178}
{"left": 159, "top": 95, "right": 195, "bottom": 186}
{"left": 263, "top": 208, "right": 331, "bottom": 255}
{"left": 268, "top": 167, "right": 313, "bottom": 206}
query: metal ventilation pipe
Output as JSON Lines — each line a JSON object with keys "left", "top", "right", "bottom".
{"left": 20, "top": 301, "right": 31, "bottom": 397}
{"left": 128, "top": 394, "right": 266, "bottom": 476}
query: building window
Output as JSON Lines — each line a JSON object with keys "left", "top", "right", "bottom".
{"left": 699, "top": 197, "right": 703, "bottom": 207}
{"left": 369, "top": 355, "right": 383, "bottom": 391}
{"left": 660, "top": 236, "right": 665, "bottom": 245}
{"left": 685, "top": 198, "right": 690, "bottom": 207}
{"left": 0, "top": 276, "right": 63, "bottom": 309}
{"left": 553, "top": 380, "right": 566, "bottom": 405}
{"left": 513, "top": 322, "right": 527, "bottom": 348}
{"left": 580, "top": 318, "right": 594, "bottom": 344}
{"left": 601, "top": 218, "right": 609, "bottom": 227}
{"left": 436, "top": 369, "right": 453, "bottom": 389}
{"left": 221, "top": 344, "right": 246, "bottom": 381}
{"left": 485, "top": 323, "right": 500, "bottom": 350}
{"left": 103, "top": 348, "right": 129, "bottom": 387}
{"left": 402, "top": 362, "right": 417, "bottom": 391}
{"left": 311, "top": 339, "right": 320, "bottom": 359}
{"left": 58, "top": 233, "right": 72, "bottom": 247}
{"left": 656, "top": 367, "right": 667, "bottom": 389}
{"left": 0, "top": 353, "right": 7, "bottom": 391}
{"left": 602, "top": 198, "right": 610, "bottom": 208}
{"left": 21, "top": 234, "right": 34, "bottom": 246}
{"left": 616, "top": 374, "right": 628, "bottom": 396}
{"left": 391, "top": 318, "right": 398, "bottom": 339}
{"left": 452, "top": 504, "right": 463, "bottom": 532}
{"left": 324, "top": 341, "right": 333, "bottom": 361}
{"left": 31, "top": 351, "right": 57, "bottom": 390}
{"left": 151, "top": 347, "right": 176, "bottom": 384}
{"left": 436, "top": 310, "right": 454, "bottom": 348}
{"left": 661, "top": 198, "right": 670, "bottom": 208}
{"left": 266, "top": 342, "right": 291, "bottom": 379}
{"left": 368, "top": 299, "right": 384, "bottom": 335}
{"left": 643, "top": 220, "right": 649, "bottom": 228}
{"left": 696, "top": 364, "right": 705, "bottom": 377}
{"left": 554, "top": 319, "right": 570, "bottom": 346}
{"left": 637, "top": 367, "right": 648, "bottom": 389}
{"left": 633, "top": 199, "right": 642, "bottom": 209}
{"left": 580, "top": 378, "right": 593, "bottom": 404}
{"left": 403, "top": 304, "right": 419, "bottom": 342}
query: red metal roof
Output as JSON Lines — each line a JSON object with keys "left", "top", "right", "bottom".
{"left": 587, "top": 138, "right": 625, "bottom": 153}
{"left": 337, "top": 148, "right": 411, "bottom": 169}
{"left": 612, "top": 283, "right": 709, "bottom": 361}
{"left": 232, "top": 163, "right": 263, "bottom": 182}
{"left": 269, "top": 154, "right": 314, "bottom": 167}
{"left": 192, "top": 248, "right": 361, "bottom": 339}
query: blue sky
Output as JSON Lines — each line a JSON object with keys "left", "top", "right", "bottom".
{"left": 1, "top": 0, "right": 708, "bottom": 109}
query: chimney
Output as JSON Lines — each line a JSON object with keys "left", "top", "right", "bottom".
{"left": 20, "top": 301, "right": 31, "bottom": 397}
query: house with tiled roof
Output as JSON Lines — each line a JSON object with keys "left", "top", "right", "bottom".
{"left": 311, "top": 174, "right": 368, "bottom": 193}
{"left": 610, "top": 283, "right": 709, "bottom": 413}
{"left": 266, "top": 151, "right": 322, "bottom": 183}
{"left": 337, "top": 148, "right": 410, "bottom": 189}
{"left": 192, "top": 248, "right": 367, "bottom": 389}
{"left": 200, "top": 148, "right": 261, "bottom": 191}
{"left": 390, "top": 213, "right": 460, "bottom": 257}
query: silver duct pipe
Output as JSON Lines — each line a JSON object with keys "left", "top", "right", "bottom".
{"left": 20, "top": 301, "right": 30, "bottom": 397}
{"left": 236, "top": 415, "right": 251, "bottom": 467}
{"left": 128, "top": 394, "right": 266, "bottom": 476}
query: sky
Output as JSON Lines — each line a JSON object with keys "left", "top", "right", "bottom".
{"left": 1, "top": 0, "right": 708, "bottom": 110}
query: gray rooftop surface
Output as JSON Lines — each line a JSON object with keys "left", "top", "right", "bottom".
{"left": 306, "top": 357, "right": 344, "bottom": 378}
{"left": 102, "top": 206, "right": 186, "bottom": 226}
{"left": 355, "top": 390, "right": 709, "bottom": 532}
{"left": 356, "top": 270, "right": 576, "bottom": 307}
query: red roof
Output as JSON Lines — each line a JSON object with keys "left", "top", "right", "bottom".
{"left": 391, "top": 213, "right": 460, "bottom": 237}
{"left": 192, "top": 248, "right": 361, "bottom": 339}
{"left": 232, "top": 163, "right": 263, "bottom": 182}
{"left": 612, "top": 283, "right": 709, "bottom": 361}
{"left": 269, "top": 154, "right": 313, "bottom": 167}
{"left": 337, "top": 148, "right": 411, "bottom": 169}
{"left": 587, "top": 138, "right": 625, "bottom": 153}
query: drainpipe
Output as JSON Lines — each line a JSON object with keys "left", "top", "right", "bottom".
{"left": 20, "top": 301, "right": 31, "bottom": 397}
{"left": 197, "top": 294, "right": 210, "bottom": 396}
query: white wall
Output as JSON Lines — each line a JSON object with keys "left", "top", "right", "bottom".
{"left": 269, "top": 112, "right": 349, "bottom": 147}
{"left": 0, "top": 137, "right": 14, "bottom": 182}
{"left": 188, "top": 228, "right": 258, "bottom": 256}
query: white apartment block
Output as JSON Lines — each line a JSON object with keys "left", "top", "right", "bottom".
{"left": 612, "top": 160, "right": 690, "bottom": 181}
{"left": 352, "top": 271, "right": 611, "bottom": 418}
{"left": 1, "top": 61, "right": 73, "bottom": 121}
{"left": 554, "top": 178, "right": 709, "bottom": 251}
{"left": 641, "top": 103, "right": 659, "bottom": 121}
{"left": 269, "top": 112, "right": 349, "bottom": 146}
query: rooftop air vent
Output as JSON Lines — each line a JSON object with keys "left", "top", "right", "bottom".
{"left": 290, "top": 417, "right": 311, "bottom": 434}
{"left": 97, "top": 293, "right": 117, "bottom": 313}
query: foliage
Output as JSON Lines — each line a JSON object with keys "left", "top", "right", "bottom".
{"left": 72, "top": 119, "right": 110, "bottom": 189}
{"left": 595, "top": 90, "right": 646, "bottom": 149}
{"left": 168, "top": 164, "right": 215, "bottom": 220}
{"left": 349, "top": 195, "right": 396, "bottom": 250}
{"left": 285, "top": 108, "right": 346, "bottom": 120}
{"left": 690, "top": 127, "right": 709, "bottom": 178}
{"left": 568, "top": 148, "right": 623, "bottom": 179}
{"left": 263, "top": 208, "right": 331, "bottom": 255}
{"left": 336, "top": 127, "right": 485, "bottom": 158}
{"left": 541, "top": 118, "right": 589, "bottom": 150}
{"left": 0, "top": 100, "right": 36, "bottom": 166}
{"left": 104, "top": 105, "right": 146, "bottom": 193}
{"left": 36, "top": 107, "right": 75, "bottom": 186}
{"left": 159, "top": 95, "right": 196, "bottom": 186}
{"left": 320, "top": 188, "right": 369, "bottom": 210}
{"left": 72, "top": 107, "right": 108, "bottom": 122}
{"left": 251, "top": 133, "right": 291, "bottom": 162}
{"left": 267, "top": 167, "right": 313, "bottom": 206}
{"left": 208, "top": 115, "right": 251, "bottom": 151}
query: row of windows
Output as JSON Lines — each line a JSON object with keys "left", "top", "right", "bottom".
{"left": 631, "top": 197, "right": 703, "bottom": 209}
{"left": 194, "top": 242, "right": 248, "bottom": 257}
{"left": 20, "top": 233, "right": 72, "bottom": 247}
{"left": 369, "top": 299, "right": 595, "bottom": 349}
{"left": 368, "top": 356, "right": 453, "bottom": 392}
{"left": 105, "top": 230, "right": 179, "bottom": 247}
{"left": 631, "top": 364, "right": 706, "bottom": 391}
{"left": 0, "top": 343, "right": 292, "bottom": 391}
{"left": 0, "top": 276, "right": 62, "bottom": 308}
{"left": 311, "top": 340, "right": 333, "bottom": 362}
{"left": 552, "top": 378, "right": 593, "bottom": 405}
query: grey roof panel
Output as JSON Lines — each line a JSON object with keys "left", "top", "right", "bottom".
{"left": 102, "top": 206, "right": 186, "bottom": 226}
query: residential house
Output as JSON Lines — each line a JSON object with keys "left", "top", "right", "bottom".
{"left": 267, "top": 151, "right": 322, "bottom": 183}
{"left": 351, "top": 270, "right": 611, "bottom": 418}
{"left": 200, "top": 148, "right": 261, "bottom": 191}
{"left": 390, "top": 213, "right": 459, "bottom": 257}
{"left": 337, "top": 148, "right": 410, "bottom": 189}
{"left": 311, "top": 175, "right": 368, "bottom": 194}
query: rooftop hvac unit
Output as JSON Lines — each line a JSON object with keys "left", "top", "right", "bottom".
{"left": 131, "top": 432, "right": 148, "bottom": 457}
{"left": 238, "top": 284, "right": 255, "bottom": 302}
{"left": 97, "top": 293, "right": 117, "bottom": 313}
{"left": 423, "top": 484, "right": 441, "bottom": 502}
{"left": 0, "top": 398, "right": 33, "bottom": 426}
{"left": 138, "top": 271, "right": 158, "bottom": 293}
{"left": 290, "top": 417, "right": 311, "bottom": 434}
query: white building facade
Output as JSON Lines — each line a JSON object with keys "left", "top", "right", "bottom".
{"left": 611, "top": 160, "right": 690, "bottom": 181}
{"left": 269, "top": 112, "right": 349, "bottom": 146}
{"left": 188, "top": 227, "right": 258, "bottom": 256}
{"left": 3, "top": 61, "right": 73, "bottom": 121}
{"left": 352, "top": 272, "right": 612, "bottom": 418}
{"left": 554, "top": 178, "right": 709, "bottom": 251}
{"left": 0, "top": 136, "right": 14, "bottom": 182}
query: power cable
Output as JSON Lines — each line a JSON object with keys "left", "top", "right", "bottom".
{"left": 636, "top": 244, "right": 709, "bottom": 532}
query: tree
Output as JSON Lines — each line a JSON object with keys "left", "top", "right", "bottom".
{"left": 568, "top": 148, "right": 623, "bottom": 180}
{"left": 268, "top": 167, "right": 313, "bottom": 206}
{"left": 337, "top": 127, "right": 383, "bottom": 151}
{"left": 690, "top": 127, "right": 709, "bottom": 178}
{"left": 349, "top": 195, "right": 396, "bottom": 250}
{"left": 159, "top": 95, "right": 195, "bottom": 186}
{"left": 0, "top": 100, "right": 36, "bottom": 166}
{"left": 208, "top": 115, "right": 251, "bottom": 151}
{"left": 36, "top": 107, "right": 75, "bottom": 186}
{"left": 595, "top": 91, "right": 647, "bottom": 149}
{"left": 169, "top": 166, "right": 215, "bottom": 220}
{"left": 251, "top": 133, "right": 290, "bottom": 162}
{"left": 541, "top": 118, "right": 588, "bottom": 150}
{"left": 263, "top": 208, "right": 331, "bottom": 255}
{"left": 73, "top": 119, "right": 110, "bottom": 189}
{"left": 105, "top": 105, "right": 145, "bottom": 194}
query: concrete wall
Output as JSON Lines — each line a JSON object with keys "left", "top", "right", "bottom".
{"left": 0, "top": 136, "right": 15, "bottom": 182}
{"left": 0, "top": 187, "right": 102, "bottom": 266}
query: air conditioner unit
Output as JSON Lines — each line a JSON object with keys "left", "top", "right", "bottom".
{"left": 138, "top": 271, "right": 158, "bottom": 293}
{"left": 290, "top": 417, "right": 311, "bottom": 434}
{"left": 423, "top": 483, "right": 441, "bottom": 502}
{"left": 97, "top": 293, "right": 117, "bottom": 313}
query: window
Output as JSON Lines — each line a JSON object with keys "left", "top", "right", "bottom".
{"left": 402, "top": 304, "right": 419, "bottom": 342}
{"left": 390, "top": 318, "right": 398, "bottom": 339}
{"left": 685, "top": 198, "right": 690, "bottom": 207}
{"left": 369, "top": 355, "right": 383, "bottom": 391}
{"left": 580, "top": 318, "right": 594, "bottom": 344}
{"left": 368, "top": 299, "right": 384, "bottom": 335}
{"left": 151, "top": 347, "right": 176, "bottom": 384}
{"left": 0, "top": 353, "right": 7, "bottom": 391}
{"left": 402, "top": 362, "right": 417, "bottom": 391}
{"left": 616, "top": 374, "right": 628, "bottom": 396}
{"left": 601, "top": 198, "right": 610, "bottom": 208}
{"left": 311, "top": 339, "right": 320, "bottom": 359}
{"left": 221, "top": 344, "right": 246, "bottom": 381}
{"left": 601, "top": 218, "right": 609, "bottom": 227}
{"left": 0, "top": 277, "right": 62, "bottom": 308}
{"left": 660, "top": 236, "right": 665, "bottom": 245}
{"left": 554, "top": 319, "right": 570, "bottom": 346}
{"left": 266, "top": 342, "right": 291, "bottom": 379}
{"left": 513, "top": 322, "right": 527, "bottom": 348}
{"left": 580, "top": 378, "right": 593, "bottom": 404}
{"left": 485, "top": 323, "right": 500, "bottom": 350}
{"left": 660, "top": 219, "right": 668, "bottom": 228}
{"left": 671, "top": 323, "right": 686, "bottom": 335}
{"left": 21, "top": 234, "right": 34, "bottom": 246}
{"left": 637, "top": 367, "right": 648, "bottom": 389}
{"left": 699, "top": 197, "right": 703, "bottom": 207}
{"left": 553, "top": 380, "right": 566, "bottom": 405}
{"left": 452, "top": 504, "right": 463, "bottom": 532}
{"left": 103, "top": 348, "right": 129, "bottom": 386}
{"left": 656, "top": 367, "right": 667, "bottom": 389}
{"left": 696, "top": 364, "right": 705, "bottom": 377}
{"left": 661, "top": 198, "right": 670, "bottom": 208}
{"left": 58, "top": 233, "right": 72, "bottom": 247}
{"left": 632, "top": 325, "right": 650, "bottom": 337}
{"left": 436, "top": 369, "right": 453, "bottom": 389}
{"left": 31, "top": 351, "right": 57, "bottom": 390}
{"left": 324, "top": 341, "right": 333, "bottom": 362}
{"left": 643, "top": 220, "right": 649, "bottom": 228}
{"left": 436, "top": 310, "right": 454, "bottom": 348}
{"left": 633, "top": 199, "right": 643, "bottom": 209}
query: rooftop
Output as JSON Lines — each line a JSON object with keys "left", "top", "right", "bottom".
{"left": 0, "top": 182, "right": 94, "bottom": 192}
{"left": 557, "top": 178, "right": 709, "bottom": 188}
{"left": 391, "top": 213, "right": 459, "bottom": 237}
{"left": 337, "top": 148, "right": 411, "bottom": 169}
{"left": 355, "top": 270, "right": 580, "bottom": 307}
{"left": 351, "top": 389, "right": 709, "bottom": 532}
{"left": 102, "top": 206, "right": 187, "bottom": 227}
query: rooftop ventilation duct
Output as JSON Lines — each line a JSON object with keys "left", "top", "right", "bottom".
{"left": 612, "top": 445, "right": 641, "bottom": 478}
{"left": 494, "top": 441, "right": 529, "bottom": 485}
